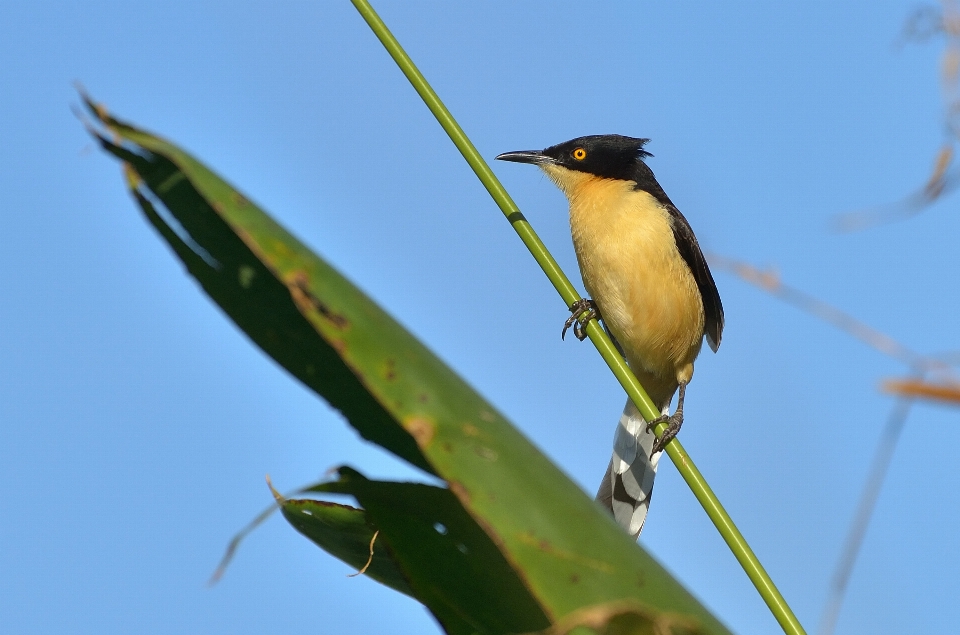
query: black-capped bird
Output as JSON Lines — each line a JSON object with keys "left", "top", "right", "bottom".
{"left": 497, "top": 135, "right": 723, "bottom": 538}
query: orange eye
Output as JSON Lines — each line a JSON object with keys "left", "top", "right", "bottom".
{"left": 572, "top": 147, "right": 587, "bottom": 161}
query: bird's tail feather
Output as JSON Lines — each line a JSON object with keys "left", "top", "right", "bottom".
{"left": 595, "top": 399, "right": 663, "bottom": 539}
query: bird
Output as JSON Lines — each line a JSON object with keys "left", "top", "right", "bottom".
{"left": 496, "top": 135, "right": 723, "bottom": 538}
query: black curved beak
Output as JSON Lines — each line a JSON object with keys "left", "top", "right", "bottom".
{"left": 495, "top": 150, "right": 553, "bottom": 165}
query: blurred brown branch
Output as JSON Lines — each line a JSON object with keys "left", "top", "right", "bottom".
{"left": 708, "top": 253, "right": 956, "bottom": 377}
{"left": 882, "top": 377, "right": 960, "bottom": 403}
{"left": 833, "top": 1, "right": 960, "bottom": 233}
{"left": 830, "top": 146, "right": 957, "bottom": 233}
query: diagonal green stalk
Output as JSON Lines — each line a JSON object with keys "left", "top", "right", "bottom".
{"left": 349, "top": 2, "right": 806, "bottom": 634}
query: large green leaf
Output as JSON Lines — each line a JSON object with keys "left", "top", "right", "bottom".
{"left": 85, "top": 96, "right": 733, "bottom": 635}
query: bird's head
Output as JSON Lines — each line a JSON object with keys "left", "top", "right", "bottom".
{"left": 496, "top": 134, "right": 653, "bottom": 196}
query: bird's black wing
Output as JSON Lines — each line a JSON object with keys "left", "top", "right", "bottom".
{"left": 665, "top": 205, "right": 724, "bottom": 351}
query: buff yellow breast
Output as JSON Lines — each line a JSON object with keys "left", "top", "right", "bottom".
{"left": 542, "top": 164, "right": 705, "bottom": 409}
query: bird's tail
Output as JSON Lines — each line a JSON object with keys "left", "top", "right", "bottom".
{"left": 595, "top": 398, "right": 663, "bottom": 539}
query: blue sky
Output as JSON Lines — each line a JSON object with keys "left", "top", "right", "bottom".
{"left": 2, "top": 2, "right": 957, "bottom": 634}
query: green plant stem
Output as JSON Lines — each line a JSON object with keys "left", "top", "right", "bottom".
{"left": 349, "top": 2, "right": 806, "bottom": 634}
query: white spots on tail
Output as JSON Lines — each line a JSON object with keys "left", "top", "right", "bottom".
{"left": 596, "top": 399, "right": 663, "bottom": 539}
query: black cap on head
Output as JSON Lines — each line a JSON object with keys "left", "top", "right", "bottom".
{"left": 497, "top": 135, "right": 652, "bottom": 182}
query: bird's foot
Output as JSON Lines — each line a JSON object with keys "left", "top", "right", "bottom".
{"left": 647, "top": 410, "right": 683, "bottom": 456}
{"left": 562, "top": 298, "right": 600, "bottom": 341}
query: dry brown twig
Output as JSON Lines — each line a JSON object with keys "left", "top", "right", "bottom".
{"left": 832, "top": 1, "right": 960, "bottom": 233}
{"left": 709, "top": 254, "right": 960, "bottom": 401}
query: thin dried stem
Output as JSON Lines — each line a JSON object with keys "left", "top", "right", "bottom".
{"left": 708, "top": 254, "right": 956, "bottom": 378}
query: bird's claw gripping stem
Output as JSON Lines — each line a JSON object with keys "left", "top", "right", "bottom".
{"left": 647, "top": 382, "right": 687, "bottom": 456}
{"left": 562, "top": 298, "right": 599, "bottom": 341}
{"left": 647, "top": 412, "right": 683, "bottom": 456}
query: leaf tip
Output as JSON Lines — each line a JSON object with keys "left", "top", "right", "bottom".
{"left": 266, "top": 474, "right": 284, "bottom": 502}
